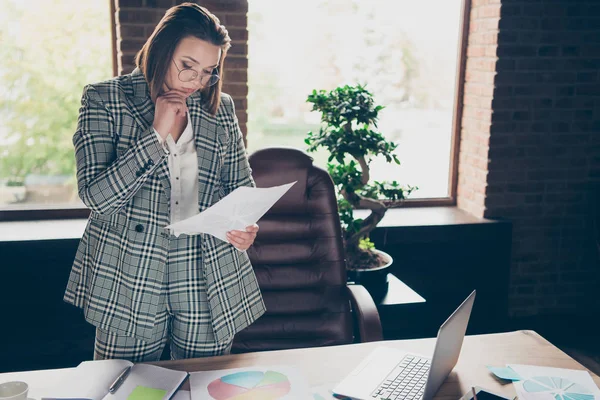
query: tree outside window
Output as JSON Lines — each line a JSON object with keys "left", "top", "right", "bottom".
{"left": 0, "top": 0, "right": 112, "bottom": 209}
{"left": 247, "top": 0, "right": 463, "bottom": 199}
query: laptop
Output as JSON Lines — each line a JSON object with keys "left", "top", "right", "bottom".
{"left": 333, "top": 290, "right": 476, "bottom": 400}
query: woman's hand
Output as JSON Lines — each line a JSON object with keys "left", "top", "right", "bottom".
{"left": 153, "top": 89, "right": 188, "bottom": 141}
{"left": 226, "top": 224, "right": 259, "bottom": 251}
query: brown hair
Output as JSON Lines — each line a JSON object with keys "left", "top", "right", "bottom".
{"left": 135, "top": 2, "right": 231, "bottom": 115}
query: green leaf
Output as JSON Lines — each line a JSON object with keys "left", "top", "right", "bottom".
{"left": 304, "top": 82, "right": 418, "bottom": 240}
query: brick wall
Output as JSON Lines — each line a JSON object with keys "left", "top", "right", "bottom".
{"left": 457, "top": 0, "right": 501, "bottom": 218}
{"left": 115, "top": 0, "right": 249, "bottom": 136}
{"left": 459, "top": 0, "right": 600, "bottom": 317}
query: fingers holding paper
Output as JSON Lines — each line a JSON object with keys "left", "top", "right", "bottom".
{"left": 226, "top": 224, "right": 259, "bottom": 251}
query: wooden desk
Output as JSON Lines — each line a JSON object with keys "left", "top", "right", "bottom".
{"left": 155, "top": 330, "right": 600, "bottom": 398}
{"left": 1, "top": 331, "right": 599, "bottom": 399}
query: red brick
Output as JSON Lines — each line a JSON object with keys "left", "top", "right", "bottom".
{"left": 145, "top": 25, "right": 159, "bottom": 37}
{"left": 118, "top": 25, "right": 145, "bottom": 39}
{"left": 479, "top": 4, "right": 501, "bottom": 18}
{"left": 224, "top": 56, "right": 248, "bottom": 69}
{"left": 118, "top": 0, "right": 144, "bottom": 7}
{"left": 236, "top": 111, "right": 248, "bottom": 125}
{"left": 219, "top": 13, "right": 248, "bottom": 28}
{"left": 233, "top": 97, "right": 248, "bottom": 110}
{"left": 225, "top": 27, "right": 248, "bottom": 42}
{"left": 119, "top": 39, "right": 147, "bottom": 53}
{"left": 223, "top": 69, "right": 247, "bottom": 84}
{"left": 118, "top": 9, "right": 163, "bottom": 24}
{"left": 471, "top": 18, "right": 499, "bottom": 32}
{"left": 228, "top": 41, "right": 248, "bottom": 56}
{"left": 222, "top": 83, "right": 248, "bottom": 98}
{"left": 201, "top": 1, "right": 247, "bottom": 13}
{"left": 153, "top": 0, "right": 175, "bottom": 8}
{"left": 467, "top": 45, "right": 486, "bottom": 57}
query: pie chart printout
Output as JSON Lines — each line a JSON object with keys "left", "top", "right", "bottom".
{"left": 522, "top": 376, "right": 594, "bottom": 400}
{"left": 207, "top": 370, "right": 292, "bottom": 400}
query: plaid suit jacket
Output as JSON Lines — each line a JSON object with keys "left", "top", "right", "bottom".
{"left": 64, "top": 69, "right": 266, "bottom": 343}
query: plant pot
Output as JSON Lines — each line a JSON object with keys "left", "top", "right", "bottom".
{"left": 347, "top": 249, "right": 393, "bottom": 301}
{"left": 0, "top": 185, "right": 27, "bottom": 205}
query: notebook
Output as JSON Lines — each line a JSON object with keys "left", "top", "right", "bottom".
{"left": 43, "top": 359, "right": 188, "bottom": 400}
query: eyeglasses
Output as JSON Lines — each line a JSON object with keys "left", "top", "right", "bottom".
{"left": 172, "top": 59, "right": 220, "bottom": 86}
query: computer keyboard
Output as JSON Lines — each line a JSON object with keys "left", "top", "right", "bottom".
{"left": 370, "top": 354, "right": 431, "bottom": 400}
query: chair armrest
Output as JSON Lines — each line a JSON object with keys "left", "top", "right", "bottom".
{"left": 347, "top": 284, "right": 383, "bottom": 342}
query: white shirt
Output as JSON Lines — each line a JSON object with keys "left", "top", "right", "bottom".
{"left": 154, "top": 113, "right": 199, "bottom": 224}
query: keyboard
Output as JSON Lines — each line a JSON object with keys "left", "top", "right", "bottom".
{"left": 370, "top": 354, "right": 431, "bottom": 400}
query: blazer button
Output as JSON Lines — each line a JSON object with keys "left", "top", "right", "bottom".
{"left": 135, "top": 224, "right": 144, "bottom": 233}
{"left": 136, "top": 170, "right": 142, "bottom": 177}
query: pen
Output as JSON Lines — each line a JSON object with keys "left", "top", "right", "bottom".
{"left": 109, "top": 365, "right": 132, "bottom": 393}
{"left": 472, "top": 387, "right": 478, "bottom": 400}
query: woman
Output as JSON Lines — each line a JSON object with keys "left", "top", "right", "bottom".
{"left": 64, "top": 3, "right": 265, "bottom": 362}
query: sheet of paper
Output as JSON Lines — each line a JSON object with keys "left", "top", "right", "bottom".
{"left": 458, "top": 386, "right": 515, "bottom": 400}
{"left": 487, "top": 365, "right": 523, "bottom": 381}
{"left": 166, "top": 182, "right": 296, "bottom": 240}
{"left": 44, "top": 359, "right": 132, "bottom": 400}
{"left": 509, "top": 364, "right": 600, "bottom": 400}
{"left": 189, "top": 364, "right": 310, "bottom": 400}
{"left": 171, "top": 390, "right": 190, "bottom": 400}
{"left": 104, "top": 364, "right": 188, "bottom": 400}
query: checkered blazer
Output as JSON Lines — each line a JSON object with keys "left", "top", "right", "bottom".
{"left": 64, "top": 69, "right": 266, "bottom": 343}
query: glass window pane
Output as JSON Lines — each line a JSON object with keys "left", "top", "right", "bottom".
{"left": 247, "top": 0, "right": 463, "bottom": 199}
{"left": 0, "top": 0, "right": 112, "bottom": 210}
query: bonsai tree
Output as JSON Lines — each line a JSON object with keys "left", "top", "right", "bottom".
{"left": 305, "top": 84, "right": 416, "bottom": 270}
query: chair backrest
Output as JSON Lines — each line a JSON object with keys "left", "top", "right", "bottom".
{"left": 232, "top": 147, "right": 354, "bottom": 353}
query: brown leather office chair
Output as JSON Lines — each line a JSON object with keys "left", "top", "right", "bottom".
{"left": 232, "top": 147, "right": 383, "bottom": 353}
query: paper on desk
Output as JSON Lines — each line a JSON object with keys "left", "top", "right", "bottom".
{"left": 189, "top": 364, "right": 310, "bottom": 400}
{"left": 487, "top": 365, "right": 523, "bottom": 381}
{"left": 166, "top": 182, "right": 296, "bottom": 240}
{"left": 508, "top": 364, "right": 600, "bottom": 400}
{"left": 172, "top": 389, "right": 190, "bottom": 400}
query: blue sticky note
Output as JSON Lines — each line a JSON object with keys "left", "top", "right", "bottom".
{"left": 487, "top": 366, "right": 522, "bottom": 381}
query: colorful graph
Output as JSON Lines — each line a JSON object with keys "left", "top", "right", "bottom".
{"left": 207, "top": 370, "right": 292, "bottom": 400}
{"left": 522, "top": 376, "right": 594, "bottom": 400}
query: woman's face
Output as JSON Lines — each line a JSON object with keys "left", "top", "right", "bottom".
{"left": 163, "top": 36, "right": 222, "bottom": 97}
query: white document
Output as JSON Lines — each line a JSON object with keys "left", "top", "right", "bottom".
{"left": 189, "top": 364, "right": 310, "bottom": 400}
{"left": 172, "top": 390, "right": 190, "bottom": 400}
{"left": 43, "top": 359, "right": 188, "bottom": 400}
{"left": 509, "top": 364, "right": 600, "bottom": 400}
{"left": 166, "top": 182, "right": 296, "bottom": 240}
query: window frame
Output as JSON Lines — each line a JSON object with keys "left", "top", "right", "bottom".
{"left": 244, "top": 0, "right": 472, "bottom": 209}
{"left": 0, "top": 0, "right": 117, "bottom": 222}
{"left": 387, "top": 0, "right": 471, "bottom": 208}
{"left": 1, "top": 0, "right": 470, "bottom": 221}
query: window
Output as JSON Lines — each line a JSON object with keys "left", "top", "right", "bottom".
{"left": 0, "top": 0, "right": 113, "bottom": 217}
{"left": 247, "top": 0, "right": 465, "bottom": 200}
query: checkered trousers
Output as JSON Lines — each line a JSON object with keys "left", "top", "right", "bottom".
{"left": 94, "top": 234, "right": 233, "bottom": 361}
